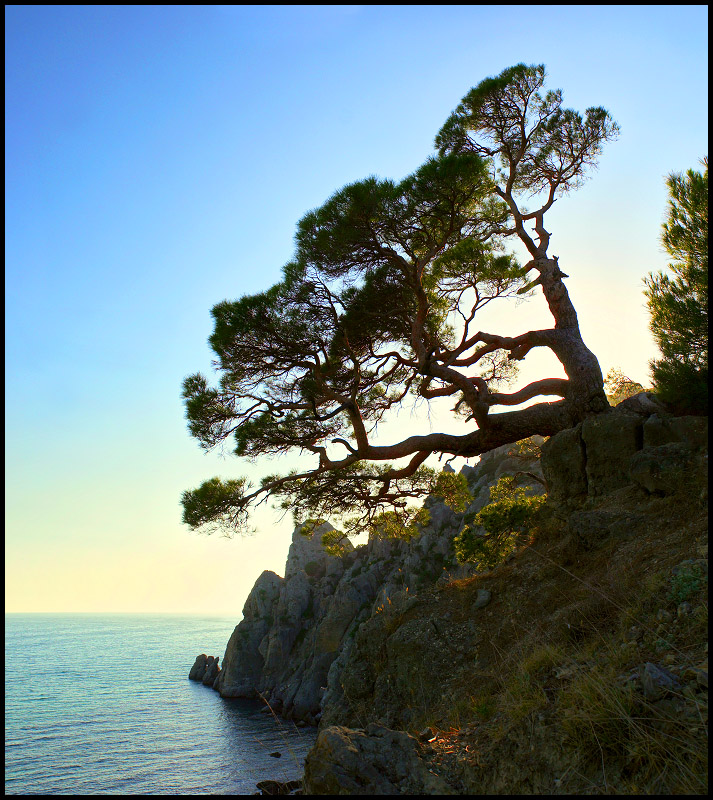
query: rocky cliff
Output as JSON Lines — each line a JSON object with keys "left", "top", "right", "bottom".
{"left": 199, "top": 437, "right": 546, "bottom": 726}
{"left": 303, "top": 400, "right": 708, "bottom": 795}
{"left": 194, "top": 396, "right": 708, "bottom": 794}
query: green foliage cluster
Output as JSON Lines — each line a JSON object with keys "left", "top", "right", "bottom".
{"left": 644, "top": 158, "right": 708, "bottom": 414}
{"left": 454, "top": 476, "right": 545, "bottom": 569}
{"left": 319, "top": 528, "right": 351, "bottom": 558}
{"left": 668, "top": 562, "right": 707, "bottom": 605}
{"left": 507, "top": 435, "right": 547, "bottom": 462}
{"left": 603, "top": 368, "right": 646, "bottom": 406}
{"left": 367, "top": 509, "right": 430, "bottom": 543}
{"left": 430, "top": 471, "right": 473, "bottom": 513}
{"left": 180, "top": 476, "right": 248, "bottom": 532}
{"left": 180, "top": 63, "right": 619, "bottom": 539}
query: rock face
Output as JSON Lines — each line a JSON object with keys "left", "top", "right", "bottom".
{"left": 188, "top": 654, "right": 208, "bottom": 681}
{"left": 540, "top": 404, "right": 707, "bottom": 502}
{"left": 193, "top": 398, "right": 707, "bottom": 794}
{"left": 202, "top": 439, "right": 545, "bottom": 720}
{"left": 202, "top": 655, "right": 220, "bottom": 686}
{"left": 188, "top": 653, "right": 221, "bottom": 686}
{"left": 215, "top": 569, "right": 284, "bottom": 697}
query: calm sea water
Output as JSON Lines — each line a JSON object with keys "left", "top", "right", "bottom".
{"left": 5, "top": 614, "right": 317, "bottom": 795}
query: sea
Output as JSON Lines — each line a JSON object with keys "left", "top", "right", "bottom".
{"left": 4, "top": 614, "right": 317, "bottom": 795}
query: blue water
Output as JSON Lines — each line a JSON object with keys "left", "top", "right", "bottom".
{"left": 5, "top": 614, "right": 317, "bottom": 795}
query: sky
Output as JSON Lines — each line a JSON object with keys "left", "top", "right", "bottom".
{"left": 5, "top": 5, "right": 708, "bottom": 614}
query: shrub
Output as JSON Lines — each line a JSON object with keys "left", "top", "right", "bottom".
{"left": 454, "top": 476, "right": 545, "bottom": 569}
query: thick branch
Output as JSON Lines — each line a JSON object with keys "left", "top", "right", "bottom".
{"left": 485, "top": 377, "right": 569, "bottom": 406}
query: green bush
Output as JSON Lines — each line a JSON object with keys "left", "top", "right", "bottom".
{"left": 454, "top": 476, "right": 545, "bottom": 569}
{"left": 668, "top": 562, "right": 707, "bottom": 604}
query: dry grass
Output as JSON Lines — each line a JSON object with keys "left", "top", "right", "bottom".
{"left": 407, "top": 488, "right": 708, "bottom": 794}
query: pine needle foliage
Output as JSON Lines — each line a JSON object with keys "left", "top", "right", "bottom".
{"left": 181, "top": 64, "right": 619, "bottom": 539}
{"left": 454, "top": 476, "right": 545, "bottom": 569}
{"left": 644, "top": 158, "right": 708, "bottom": 413}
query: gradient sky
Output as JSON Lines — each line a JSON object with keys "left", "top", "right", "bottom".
{"left": 6, "top": 5, "right": 708, "bottom": 614}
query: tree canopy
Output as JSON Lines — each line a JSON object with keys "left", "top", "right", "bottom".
{"left": 644, "top": 158, "right": 708, "bottom": 413}
{"left": 181, "top": 64, "right": 619, "bottom": 537}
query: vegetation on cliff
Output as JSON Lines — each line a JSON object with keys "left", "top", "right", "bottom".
{"left": 181, "top": 63, "right": 620, "bottom": 539}
{"left": 304, "top": 412, "right": 708, "bottom": 795}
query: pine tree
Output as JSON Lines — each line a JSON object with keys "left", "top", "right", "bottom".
{"left": 181, "top": 64, "right": 619, "bottom": 538}
{"left": 644, "top": 158, "right": 708, "bottom": 413}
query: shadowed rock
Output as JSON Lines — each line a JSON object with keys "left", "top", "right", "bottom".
{"left": 188, "top": 654, "right": 208, "bottom": 681}
{"left": 303, "top": 724, "right": 455, "bottom": 794}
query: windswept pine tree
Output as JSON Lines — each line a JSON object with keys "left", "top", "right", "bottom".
{"left": 181, "top": 64, "right": 619, "bottom": 537}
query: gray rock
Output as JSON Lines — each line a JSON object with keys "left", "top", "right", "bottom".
{"left": 219, "top": 570, "right": 283, "bottom": 698}
{"left": 615, "top": 391, "right": 671, "bottom": 417}
{"left": 640, "top": 662, "right": 681, "bottom": 700}
{"left": 418, "top": 726, "right": 436, "bottom": 742}
{"left": 581, "top": 412, "right": 642, "bottom": 496}
{"left": 629, "top": 443, "right": 696, "bottom": 495}
{"left": 303, "top": 724, "right": 455, "bottom": 795}
{"left": 202, "top": 437, "right": 560, "bottom": 726}
{"left": 188, "top": 653, "right": 208, "bottom": 682}
{"left": 541, "top": 425, "right": 587, "bottom": 500}
{"left": 285, "top": 521, "right": 345, "bottom": 580}
{"left": 202, "top": 656, "right": 220, "bottom": 686}
{"left": 473, "top": 588, "right": 492, "bottom": 608}
{"left": 643, "top": 414, "right": 708, "bottom": 450}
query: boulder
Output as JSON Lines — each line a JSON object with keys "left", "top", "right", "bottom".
{"left": 640, "top": 662, "right": 681, "bottom": 701}
{"left": 615, "top": 391, "right": 671, "bottom": 417}
{"left": 643, "top": 414, "right": 708, "bottom": 450}
{"left": 581, "top": 412, "right": 642, "bottom": 496}
{"left": 202, "top": 655, "right": 220, "bottom": 686}
{"left": 629, "top": 443, "right": 696, "bottom": 495}
{"left": 540, "top": 424, "right": 587, "bottom": 500}
{"left": 303, "top": 724, "right": 455, "bottom": 795}
{"left": 188, "top": 653, "right": 208, "bottom": 682}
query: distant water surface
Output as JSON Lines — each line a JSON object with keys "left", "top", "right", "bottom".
{"left": 5, "top": 614, "right": 316, "bottom": 795}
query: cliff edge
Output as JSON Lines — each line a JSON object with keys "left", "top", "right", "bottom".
{"left": 198, "top": 398, "right": 708, "bottom": 794}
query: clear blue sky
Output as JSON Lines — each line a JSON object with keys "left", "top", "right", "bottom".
{"left": 6, "top": 5, "right": 708, "bottom": 613}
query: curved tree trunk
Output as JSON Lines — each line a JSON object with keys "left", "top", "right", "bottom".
{"left": 533, "top": 256, "right": 609, "bottom": 417}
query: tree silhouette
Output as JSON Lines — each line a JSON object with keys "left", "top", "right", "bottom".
{"left": 182, "top": 64, "right": 619, "bottom": 537}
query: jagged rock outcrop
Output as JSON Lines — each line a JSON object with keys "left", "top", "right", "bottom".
{"left": 200, "top": 439, "right": 545, "bottom": 722}
{"left": 302, "top": 400, "right": 707, "bottom": 796}
{"left": 193, "top": 396, "right": 707, "bottom": 793}
{"left": 188, "top": 653, "right": 208, "bottom": 682}
{"left": 189, "top": 653, "right": 221, "bottom": 686}
{"left": 215, "top": 569, "right": 284, "bottom": 697}
{"left": 540, "top": 402, "right": 707, "bottom": 502}
{"left": 202, "top": 655, "right": 220, "bottom": 686}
